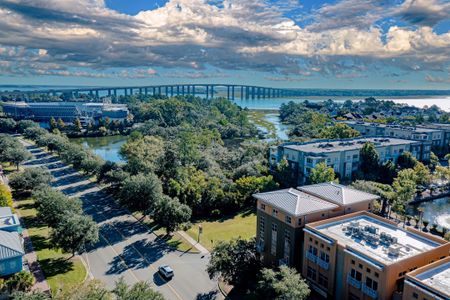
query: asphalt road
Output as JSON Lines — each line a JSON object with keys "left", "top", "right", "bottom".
{"left": 20, "top": 139, "right": 222, "bottom": 300}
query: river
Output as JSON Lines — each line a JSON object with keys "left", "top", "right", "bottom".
{"left": 70, "top": 135, "right": 128, "bottom": 163}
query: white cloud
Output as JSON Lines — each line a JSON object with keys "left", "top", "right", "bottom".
{"left": 0, "top": 0, "right": 448, "bottom": 80}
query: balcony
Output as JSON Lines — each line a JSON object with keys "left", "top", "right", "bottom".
{"left": 362, "top": 285, "right": 378, "bottom": 299}
{"left": 347, "top": 274, "right": 361, "bottom": 289}
{"left": 306, "top": 252, "right": 317, "bottom": 263}
{"left": 317, "top": 258, "right": 329, "bottom": 270}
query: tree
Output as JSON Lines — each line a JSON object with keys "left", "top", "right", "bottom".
{"left": 429, "top": 151, "right": 440, "bottom": 171}
{"left": 309, "top": 162, "right": 338, "bottom": 184}
{"left": 274, "top": 158, "right": 296, "bottom": 188}
{"left": 319, "top": 123, "right": 360, "bottom": 139}
{"left": 4, "top": 147, "right": 31, "bottom": 170}
{"left": 12, "top": 291, "right": 49, "bottom": 300}
{"left": 74, "top": 118, "right": 82, "bottom": 132}
{"left": 57, "top": 118, "right": 66, "bottom": 130}
{"left": 235, "top": 175, "right": 279, "bottom": 205}
{"left": 153, "top": 196, "right": 192, "bottom": 234}
{"left": 9, "top": 167, "right": 52, "bottom": 193}
{"left": 413, "top": 162, "right": 431, "bottom": 186}
{"left": 0, "top": 118, "right": 17, "bottom": 133}
{"left": 80, "top": 155, "right": 104, "bottom": 176}
{"left": 119, "top": 173, "right": 163, "bottom": 215}
{"left": 397, "top": 151, "right": 418, "bottom": 170}
{"left": 0, "top": 183, "right": 14, "bottom": 209}
{"left": 359, "top": 142, "right": 379, "bottom": 180}
{"left": 23, "top": 127, "right": 48, "bottom": 141}
{"left": 445, "top": 153, "right": 450, "bottom": 166}
{"left": 6, "top": 271, "right": 35, "bottom": 293}
{"left": 33, "top": 187, "right": 83, "bottom": 228}
{"left": 392, "top": 169, "right": 417, "bottom": 217}
{"left": 50, "top": 213, "right": 99, "bottom": 257}
{"left": 351, "top": 180, "right": 395, "bottom": 216}
{"left": 378, "top": 160, "right": 397, "bottom": 184}
{"left": 119, "top": 135, "right": 164, "bottom": 174}
{"left": 207, "top": 238, "right": 261, "bottom": 289}
{"left": 53, "top": 280, "right": 111, "bottom": 300}
{"left": 113, "top": 278, "right": 165, "bottom": 300}
{"left": 49, "top": 117, "right": 57, "bottom": 131}
{"left": 256, "top": 266, "right": 310, "bottom": 300}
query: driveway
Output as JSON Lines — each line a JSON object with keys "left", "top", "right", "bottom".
{"left": 20, "top": 139, "right": 222, "bottom": 300}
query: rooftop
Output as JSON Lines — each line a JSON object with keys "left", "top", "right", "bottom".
{"left": 283, "top": 137, "right": 417, "bottom": 154}
{"left": 345, "top": 121, "right": 441, "bottom": 133}
{"left": 299, "top": 182, "right": 379, "bottom": 206}
{"left": 313, "top": 214, "right": 441, "bottom": 265}
{"left": 0, "top": 231, "right": 24, "bottom": 260}
{"left": 253, "top": 188, "right": 338, "bottom": 216}
{"left": 409, "top": 257, "right": 450, "bottom": 297}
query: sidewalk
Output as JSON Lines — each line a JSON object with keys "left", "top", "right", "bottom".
{"left": 177, "top": 231, "right": 209, "bottom": 254}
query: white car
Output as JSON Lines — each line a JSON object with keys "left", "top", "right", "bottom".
{"left": 158, "top": 265, "right": 174, "bottom": 279}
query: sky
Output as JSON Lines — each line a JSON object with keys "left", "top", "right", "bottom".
{"left": 0, "top": 0, "right": 449, "bottom": 89}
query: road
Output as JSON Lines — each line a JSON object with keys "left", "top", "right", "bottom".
{"left": 20, "top": 139, "right": 222, "bottom": 300}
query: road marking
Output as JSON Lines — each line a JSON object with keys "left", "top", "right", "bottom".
{"left": 20, "top": 137, "right": 184, "bottom": 300}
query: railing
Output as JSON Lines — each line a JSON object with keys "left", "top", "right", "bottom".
{"left": 362, "top": 285, "right": 378, "bottom": 299}
{"left": 317, "top": 258, "right": 329, "bottom": 270}
{"left": 306, "top": 252, "right": 317, "bottom": 263}
{"left": 347, "top": 274, "right": 361, "bottom": 289}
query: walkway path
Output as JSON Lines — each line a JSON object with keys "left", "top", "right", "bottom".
{"left": 177, "top": 231, "right": 209, "bottom": 255}
{"left": 2, "top": 173, "right": 51, "bottom": 293}
{"left": 19, "top": 138, "right": 222, "bottom": 300}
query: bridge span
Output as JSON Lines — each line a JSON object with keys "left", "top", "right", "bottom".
{"left": 1, "top": 84, "right": 301, "bottom": 100}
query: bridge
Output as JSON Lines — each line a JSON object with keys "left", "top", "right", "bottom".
{"left": 1, "top": 84, "right": 302, "bottom": 100}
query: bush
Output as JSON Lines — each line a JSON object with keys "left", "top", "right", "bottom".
{"left": 0, "top": 183, "right": 14, "bottom": 209}
{"left": 6, "top": 271, "right": 35, "bottom": 293}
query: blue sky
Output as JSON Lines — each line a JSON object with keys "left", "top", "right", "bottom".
{"left": 0, "top": 0, "right": 449, "bottom": 89}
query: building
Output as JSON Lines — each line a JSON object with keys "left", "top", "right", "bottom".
{"left": 270, "top": 137, "right": 430, "bottom": 184}
{"left": 302, "top": 211, "right": 449, "bottom": 300}
{"left": 253, "top": 183, "right": 379, "bottom": 269}
{"left": 344, "top": 121, "right": 445, "bottom": 149}
{"left": 1, "top": 101, "right": 129, "bottom": 124}
{"left": 0, "top": 207, "right": 21, "bottom": 233}
{"left": 404, "top": 256, "right": 450, "bottom": 300}
{"left": 0, "top": 230, "right": 25, "bottom": 276}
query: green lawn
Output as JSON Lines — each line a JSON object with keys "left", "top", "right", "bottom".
{"left": 133, "top": 212, "right": 199, "bottom": 253}
{"left": 15, "top": 198, "right": 86, "bottom": 296}
{"left": 186, "top": 209, "right": 257, "bottom": 251}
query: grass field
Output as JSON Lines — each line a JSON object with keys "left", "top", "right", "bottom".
{"left": 248, "top": 110, "right": 278, "bottom": 139}
{"left": 15, "top": 198, "right": 86, "bottom": 296}
{"left": 186, "top": 209, "right": 257, "bottom": 251}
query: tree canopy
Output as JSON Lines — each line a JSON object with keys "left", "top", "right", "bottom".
{"left": 309, "top": 162, "right": 338, "bottom": 184}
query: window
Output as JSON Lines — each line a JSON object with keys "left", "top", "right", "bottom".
{"left": 320, "top": 251, "right": 330, "bottom": 263}
{"left": 318, "top": 273, "right": 328, "bottom": 288}
{"left": 272, "top": 209, "right": 278, "bottom": 217}
{"left": 298, "top": 218, "right": 302, "bottom": 226}
{"left": 308, "top": 245, "right": 318, "bottom": 256}
{"left": 412, "top": 292, "right": 418, "bottom": 299}
{"left": 358, "top": 263, "right": 363, "bottom": 269}
{"left": 350, "top": 269, "right": 362, "bottom": 281}
{"left": 260, "top": 203, "right": 266, "bottom": 210}
{"left": 349, "top": 292, "right": 360, "bottom": 300}
{"left": 284, "top": 230, "right": 291, "bottom": 264}
{"left": 351, "top": 260, "right": 355, "bottom": 265}
{"left": 259, "top": 217, "right": 265, "bottom": 243}
{"left": 307, "top": 158, "right": 313, "bottom": 164}
{"left": 365, "top": 277, "right": 378, "bottom": 291}
{"left": 375, "top": 272, "right": 379, "bottom": 278}
{"left": 366, "top": 268, "right": 371, "bottom": 273}
{"left": 271, "top": 224, "right": 277, "bottom": 255}
{"left": 285, "top": 215, "right": 291, "bottom": 224}
{"left": 307, "top": 266, "right": 316, "bottom": 281}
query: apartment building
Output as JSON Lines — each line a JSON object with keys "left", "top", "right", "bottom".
{"left": 253, "top": 183, "right": 379, "bottom": 269}
{"left": 403, "top": 256, "right": 450, "bottom": 300}
{"left": 270, "top": 137, "right": 430, "bottom": 184}
{"left": 303, "top": 211, "right": 449, "bottom": 300}
{"left": 344, "top": 121, "right": 445, "bottom": 149}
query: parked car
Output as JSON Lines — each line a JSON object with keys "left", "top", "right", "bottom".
{"left": 158, "top": 265, "right": 174, "bottom": 279}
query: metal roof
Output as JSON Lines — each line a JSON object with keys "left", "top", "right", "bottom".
{"left": 298, "top": 182, "right": 380, "bottom": 206}
{"left": 253, "top": 188, "right": 338, "bottom": 216}
{"left": 0, "top": 231, "right": 24, "bottom": 261}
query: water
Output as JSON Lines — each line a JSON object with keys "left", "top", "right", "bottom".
{"left": 70, "top": 135, "right": 128, "bottom": 163}
{"left": 233, "top": 96, "right": 450, "bottom": 111}
{"left": 264, "top": 113, "right": 289, "bottom": 141}
{"left": 410, "top": 197, "right": 450, "bottom": 229}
